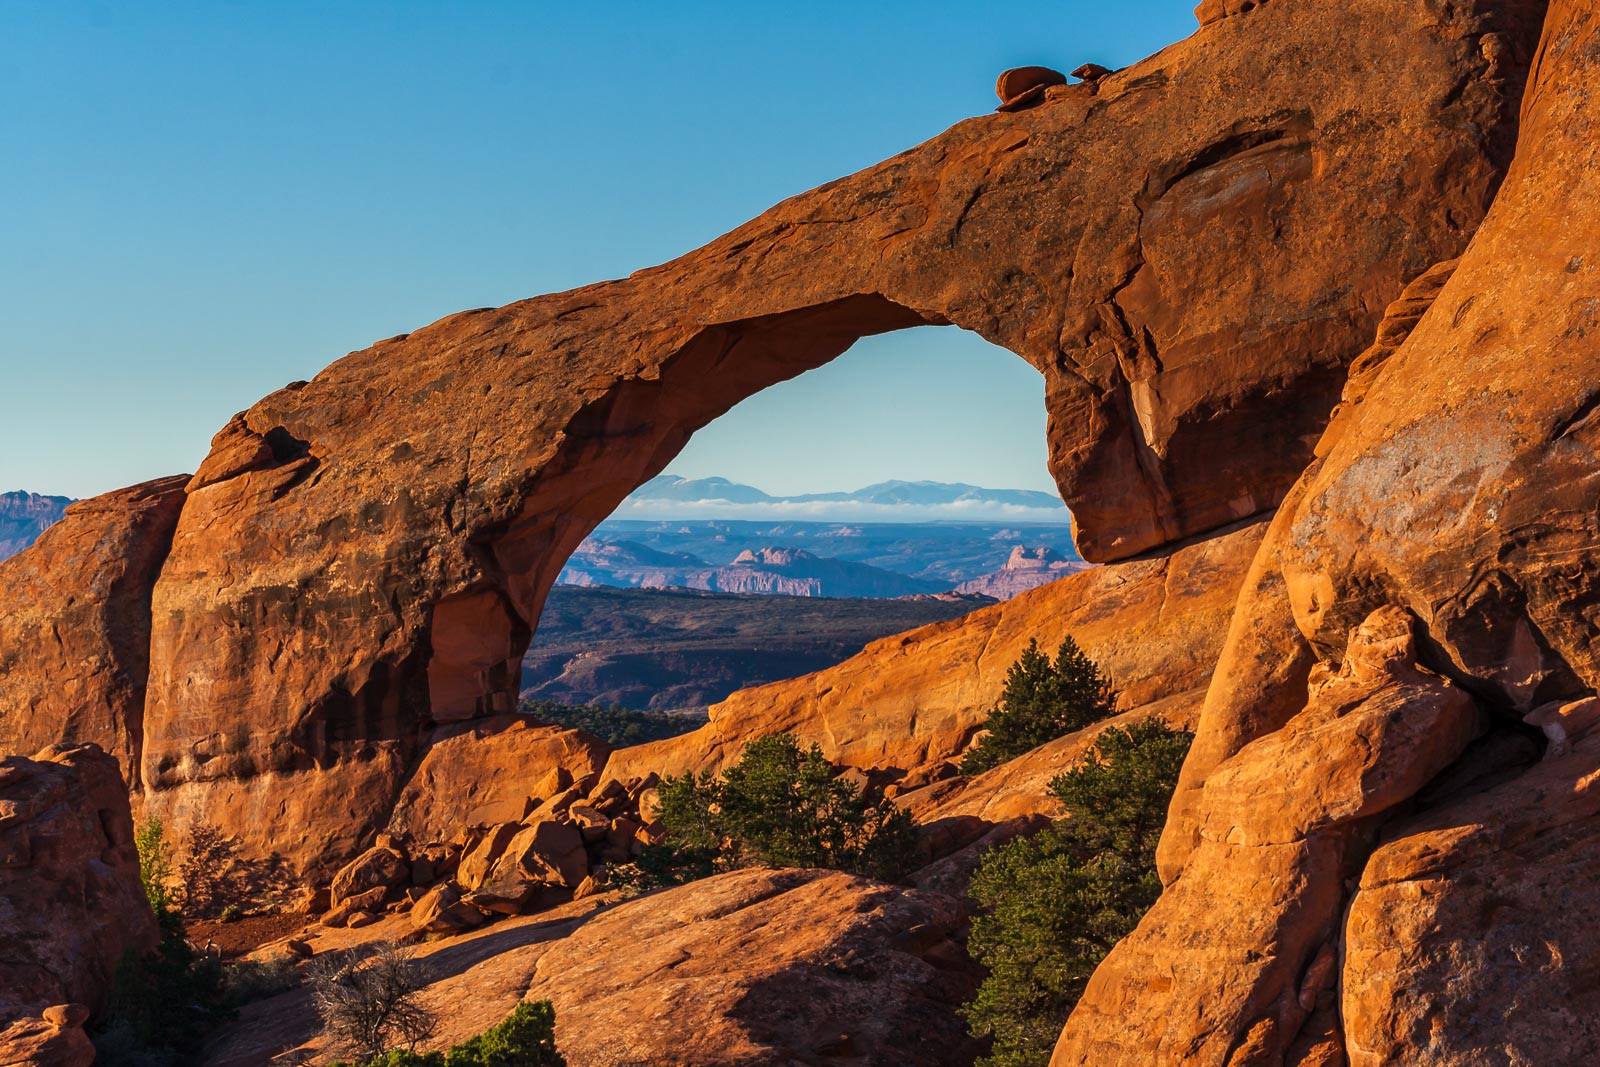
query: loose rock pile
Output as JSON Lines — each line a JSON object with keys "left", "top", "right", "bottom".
{"left": 318, "top": 771, "right": 664, "bottom": 935}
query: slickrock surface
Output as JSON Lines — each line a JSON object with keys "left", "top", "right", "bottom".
{"left": 607, "top": 520, "right": 1262, "bottom": 787}
{"left": 0, "top": 0, "right": 1521, "bottom": 873}
{"left": 206, "top": 868, "right": 980, "bottom": 1067}
{"left": 520, "top": 868, "right": 980, "bottom": 1067}
{"left": 0, "top": 745, "right": 157, "bottom": 1064}
{"left": 0, "top": 477, "right": 187, "bottom": 783}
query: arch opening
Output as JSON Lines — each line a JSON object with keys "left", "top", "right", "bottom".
{"left": 421, "top": 298, "right": 1074, "bottom": 725}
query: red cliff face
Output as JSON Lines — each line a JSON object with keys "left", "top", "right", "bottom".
{"left": 0, "top": 477, "right": 188, "bottom": 783}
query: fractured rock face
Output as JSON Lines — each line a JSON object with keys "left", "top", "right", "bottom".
{"left": 0, "top": 745, "right": 158, "bottom": 1039}
{"left": 1054, "top": 609, "right": 1482, "bottom": 1064}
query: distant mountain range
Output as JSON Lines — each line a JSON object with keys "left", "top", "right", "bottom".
{"left": 613, "top": 475, "right": 1069, "bottom": 522}
{"left": 0, "top": 492, "right": 71, "bottom": 561}
{"left": 4, "top": 480, "right": 1085, "bottom": 602}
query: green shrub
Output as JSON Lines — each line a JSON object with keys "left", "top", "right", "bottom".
{"left": 134, "top": 816, "right": 174, "bottom": 915}
{"left": 328, "top": 1001, "right": 565, "bottom": 1067}
{"left": 960, "top": 637, "right": 1115, "bottom": 775}
{"left": 222, "top": 952, "right": 300, "bottom": 1007}
{"left": 520, "top": 699, "right": 701, "bottom": 747}
{"left": 961, "top": 720, "right": 1192, "bottom": 1067}
{"left": 99, "top": 818, "right": 234, "bottom": 1065}
{"left": 616, "top": 733, "right": 919, "bottom": 889}
{"left": 93, "top": 920, "right": 231, "bottom": 1066}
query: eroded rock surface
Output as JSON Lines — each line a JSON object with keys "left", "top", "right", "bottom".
{"left": 0, "top": 477, "right": 187, "bottom": 784}
{"left": 0, "top": 745, "right": 157, "bottom": 1061}
{"left": 386, "top": 716, "right": 611, "bottom": 845}
{"left": 206, "top": 868, "right": 980, "bottom": 1067}
{"left": 1055, "top": 610, "right": 1481, "bottom": 1064}
{"left": 1063, "top": 2, "right": 1600, "bottom": 1061}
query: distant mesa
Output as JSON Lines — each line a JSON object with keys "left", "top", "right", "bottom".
{"left": 954, "top": 545, "right": 1092, "bottom": 600}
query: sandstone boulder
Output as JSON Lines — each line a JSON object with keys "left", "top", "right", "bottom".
{"left": 411, "top": 884, "right": 486, "bottom": 935}
{"left": 0, "top": 745, "right": 158, "bottom": 1035}
{"left": 328, "top": 845, "right": 409, "bottom": 908}
{"left": 484, "top": 820, "right": 587, "bottom": 890}
{"left": 386, "top": 716, "right": 610, "bottom": 845}
{"left": 0, "top": 1016, "right": 95, "bottom": 1067}
{"left": 456, "top": 823, "right": 521, "bottom": 891}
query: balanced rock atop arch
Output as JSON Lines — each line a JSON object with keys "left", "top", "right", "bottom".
{"left": 2, "top": 0, "right": 1542, "bottom": 873}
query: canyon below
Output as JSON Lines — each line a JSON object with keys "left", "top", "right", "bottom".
{"left": 6, "top": 0, "right": 1600, "bottom": 1064}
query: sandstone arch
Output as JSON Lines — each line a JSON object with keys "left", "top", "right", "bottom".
{"left": 0, "top": 0, "right": 1538, "bottom": 872}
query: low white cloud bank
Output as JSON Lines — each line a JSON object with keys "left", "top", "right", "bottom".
{"left": 611, "top": 497, "right": 1072, "bottom": 524}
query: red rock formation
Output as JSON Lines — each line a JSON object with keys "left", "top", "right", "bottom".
{"left": 0, "top": 477, "right": 187, "bottom": 783}
{"left": 0, "top": 745, "right": 158, "bottom": 1062}
{"left": 1, "top": 0, "right": 1501, "bottom": 873}
{"left": 1055, "top": 610, "right": 1481, "bottom": 1064}
{"left": 385, "top": 716, "right": 610, "bottom": 845}
{"left": 1059, "top": 1, "right": 1598, "bottom": 1059}
{"left": 606, "top": 519, "right": 1264, "bottom": 787}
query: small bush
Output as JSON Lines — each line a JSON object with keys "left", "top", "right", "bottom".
{"left": 222, "top": 952, "right": 301, "bottom": 1006}
{"left": 961, "top": 720, "right": 1192, "bottom": 1067}
{"left": 310, "top": 941, "right": 437, "bottom": 1061}
{"left": 520, "top": 699, "right": 701, "bottom": 747}
{"left": 615, "top": 733, "right": 919, "bottom": 889}
{"left": 93, "top": 923, "right": 231, "bottom": 1066}
{"left": 134, "top": 816, "right": 175, "bottom": 915}
{"left": 960, "top": 637, "right": 1115, "bottom": 775}
{"left": 327, "top": 1001, "right": 565, "bottom": 1067}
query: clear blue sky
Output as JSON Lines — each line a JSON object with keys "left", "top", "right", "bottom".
{"left": 1, "top": 1, "right": 1195, "bottom": 500}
